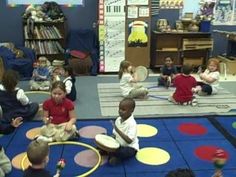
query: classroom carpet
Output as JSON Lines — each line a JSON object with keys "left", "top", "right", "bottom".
{"left": 2, "top": 117, "right": 236, "bottom": 177}
{"left": 98, "top": 82, "right": 236, "bottom": 117}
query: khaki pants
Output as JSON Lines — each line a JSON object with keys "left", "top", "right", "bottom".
{"left": 30, "top": 80, "right": 50, "bottom": 90}
{"left": 40, "top": 123, "right": 77, "bottom": 142}
{"left": 0, "top": 148, "right": 12, "bottom": 177}
{"left": 129, "top": 86, "right": 148, "bottom": 99}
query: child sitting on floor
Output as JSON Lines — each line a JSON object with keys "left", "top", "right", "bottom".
{"left": 36, "top": 81, "right": 79, "bottom": 142}
{"left": 101, "top": 98, "right": 139, "bottom": 165}
{"left": 158, "top": 56, "right": 178, "bottom": 88}
{"left": 168, "top": 64, "right": 197, "bottom": 106}
{"left": 0, "top": 70, "right": 39, "bottom": 123}
{"left": 193, "top": 58, "right": 220, "bottom": 96}
{"left": 30, "top": 56, "right": 51, "bottom": 91}
{"left": 0, "top": 115, "right": 22, "bottom": 177}
{"left": 62, "top": 65, "right": 77, "bottom": 101}
{"left": 118, "top": 60, "right": 148, "bottom": 99}
{"left": 23, "top": 140, "right": 59, "bottom": 177}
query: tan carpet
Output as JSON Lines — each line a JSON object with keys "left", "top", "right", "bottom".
{"left": 98, "top": 82, "right": 236, "bottom": 117}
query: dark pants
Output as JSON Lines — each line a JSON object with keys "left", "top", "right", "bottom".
{"left": 197, "top": 82, "right": 212, "bottom": 95}
{"left": 2, "top": 102, "right": 39, "bottom": 123}
{"left": 158, "top": 77, "right": 166, "bottom": 86}
{"left": 112, "top": 146, "right": 137, "bottom": 160}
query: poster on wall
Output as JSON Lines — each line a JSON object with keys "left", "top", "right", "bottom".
{"left": 214, "top": 0, "right": 234, "bottom": 25}
{"left": 127, "top": 0, "right": 149, "bottom": 5}
{"left": 127, "top": 20, "right": 149, "bottom": 47}
{"left": 8, "top": 0, "right": 83, "bottom": 5}
{"left": 99, "top": 0, "right": 126, "bottom": 72}
{"left": 128, "top": 6, "right": 138, "bottom": 18}
{"left": 139, "top": 6, "right": 150, "bottom": 17}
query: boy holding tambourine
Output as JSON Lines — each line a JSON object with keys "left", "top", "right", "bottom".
{"left": 109, "top": 98, "right": 139, "bottom": 165}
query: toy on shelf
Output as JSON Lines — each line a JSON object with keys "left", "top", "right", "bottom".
{"left": 212, "top": 149, "right": 227, "bottom": 177}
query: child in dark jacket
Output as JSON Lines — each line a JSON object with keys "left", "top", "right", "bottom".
{"left": 0, "top": 70, "right": 39, "bottom": 123}
{"left": 62, "top": 65, "right": 77, "bottom": 101}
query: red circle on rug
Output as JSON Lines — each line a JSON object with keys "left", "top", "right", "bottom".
{"left": 78, "top": 126, "right": 107, "bottom": 139}
{"left": 74, "top": 149, "right": 107, "bottom": 167}
{"left": 178, "top": 123, "right": 207, "bottom": 136}
{"left": 194, "top": 146, "right": 229, "bottom": 161}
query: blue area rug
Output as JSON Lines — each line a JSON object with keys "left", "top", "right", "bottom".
{"left": 1, "top": 117, "right": 236, "bottom": 177}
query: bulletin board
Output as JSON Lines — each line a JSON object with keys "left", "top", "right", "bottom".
{"left": 125, "top": 0, "right": 151, "bottom": 67}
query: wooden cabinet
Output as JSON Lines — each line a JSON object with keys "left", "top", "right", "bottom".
{"left": 150, "top": 31, "right": 213, "bottom": 69}
{"left": 23, "top": 20, "right": 66, "bottom": 62}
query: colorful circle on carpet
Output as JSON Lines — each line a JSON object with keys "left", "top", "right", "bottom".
{"left": 232, "top": 122, "right": 236, "bottom": 129}
{"left": 136, "top": 147, "right": 170, "bottom": 165}
{"left": 194, "top": 146, "right": 229, "bottom": 161}
{"left": 26, "top": 127, "right": 41, "bottom": 140}
{"left": 79, "top": 125, "right": 107, "bottom": 139}
{"left": 12, "top": 152, "right": 30, "bottom": 170}
{"left": 21, "top": 141, "right": 101, "bottom": 177}
{"left": 74, "top": 149, "right": 108, "bottom": 167}
{"left": 25, "top": 91, "right": 50, "bottom": 104}
{"left": 137, "top": 124, "right": 158, "bottom": 137}
{"left": 178, "top": 123, "right": 207, "bottom": 136}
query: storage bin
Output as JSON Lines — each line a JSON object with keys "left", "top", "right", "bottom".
{"left": 200, "top": 20, "right": 211, "bottom": 32}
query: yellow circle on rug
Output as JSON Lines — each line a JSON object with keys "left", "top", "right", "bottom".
{"left": 26, "top": 127, "right": 41, "bottom": 140}
{"left": 12, "top": 152, "right": 31, "bottom": 170}
{"left": 137, "top": 124, "right": 158, "bottom": 137}
{"left": 136, "top": 147, "right": 170, "bottom": 165}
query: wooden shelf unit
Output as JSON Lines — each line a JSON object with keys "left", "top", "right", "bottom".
{"left": 150, "top": 31, "right": 213, "bottom": 69}
{"left": 23, "top": 20, "right": 66, "bottom": 62}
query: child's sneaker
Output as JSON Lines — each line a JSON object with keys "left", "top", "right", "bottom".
{"left": 108, "top": 156, "right": 121, "bottom": 166}
{"left": 35, "top": 135, "right": 53, "bottom": 143}
{"left": 191, "top": 98, "right": 198, "bottom": 106}
{"left": 74, "top": 130, "right": 80, "bottom": 139}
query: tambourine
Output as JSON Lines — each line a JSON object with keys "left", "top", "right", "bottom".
{"left": 95, "top": 134, "right": 120, "bottom": 152}
{"left": 134, "top": 66, "right": 149, "bottom": 82}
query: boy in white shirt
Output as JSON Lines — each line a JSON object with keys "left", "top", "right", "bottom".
{"left": 109, "top": 98, "right": 139, "bottom": 165}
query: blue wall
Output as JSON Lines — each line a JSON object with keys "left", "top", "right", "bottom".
{"left": 0, "top": 0, "right": 98, "bottom": 45}
{"left": 0, "top": 0, "right": 235, "bottom": 56}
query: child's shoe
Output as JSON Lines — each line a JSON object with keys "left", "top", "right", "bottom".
{"left": 74, "top": 130, "right": 80, "bottom": 139}
{"left": 39, "top": 86, "right": 50, "bottom": 91}
{"left": 191, "top": 97, "right": 198, "bottom": 106}
{"left": 35, "top": 135, "right": 53, "bottom": 143}
{"left": 108, "top": 156, "right": 121, "bottom": 166}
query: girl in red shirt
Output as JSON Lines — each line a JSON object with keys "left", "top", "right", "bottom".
{"left": 36, "top": 81, "right": 79, "bottom": 142}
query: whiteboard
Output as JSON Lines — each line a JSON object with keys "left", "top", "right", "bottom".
{"left": 7, "top": 0, "right": 83, "bottom": 5}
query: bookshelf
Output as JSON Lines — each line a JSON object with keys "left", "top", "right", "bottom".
{"left": 23, "top": 20, "right": 66, "bottom": 62}
{"left": 151, "top": 31, "right": 213, "bottom": 69}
